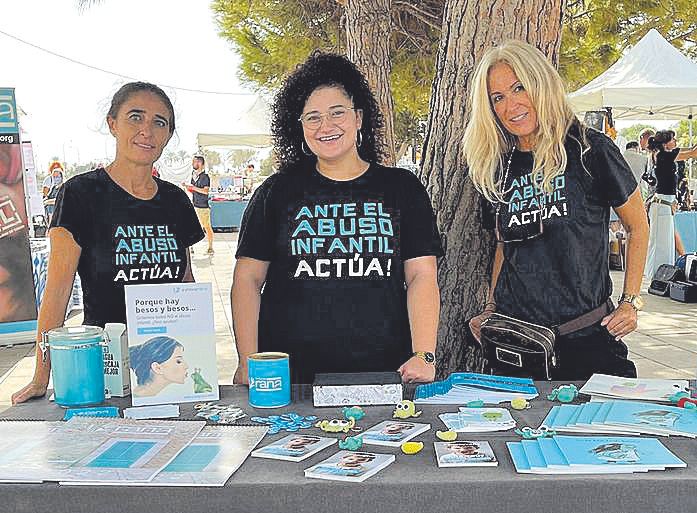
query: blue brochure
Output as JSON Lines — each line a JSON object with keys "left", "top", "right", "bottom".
{"left": 506, "top": 442, "right": 531, "bottom": 473}
{"left": 605, "top": 400, "right": 697, "bottom": 437}
{"left": 540, "top": 406, "right": 560, "bottom": 428}
{"left": 537, "top": 437, "right": 568, "bottom": 468}
{"left": 415, "top": 373, "right": 537, "bottom": 401}
{"left": 63, "top": 407, "right": 120, "bottom": 420}
{"left": 554, "top": 435, "right": 686, "bottom": 469}
{"left": 576, "top": 402, "right": 603, "bottom": 427}
{"left": 521, "top": 440, "right": 547, "bottom": 470}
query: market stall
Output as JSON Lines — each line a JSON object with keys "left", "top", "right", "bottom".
{"left": 1, "top": 382, "right": 695, "bottom": 513}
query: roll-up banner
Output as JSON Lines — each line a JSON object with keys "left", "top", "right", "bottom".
{"left": 0, "top": 87, "right": 38, "bottom": 345}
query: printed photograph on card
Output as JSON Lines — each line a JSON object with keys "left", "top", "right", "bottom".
{"left": 125, "top": 283, "right": 218, "bottom": 406}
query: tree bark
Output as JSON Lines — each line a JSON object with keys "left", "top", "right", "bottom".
{"left": 419, "top": 0, "right": 564, "bottom": 378}
{"left": 344, "top": 0, "right": 397, "bottom": 165}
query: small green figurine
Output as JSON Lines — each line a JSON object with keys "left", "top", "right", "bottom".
{"left": 338, "top": 434, "right": 363, "bottom": 451}
{"left": 191, "top": 368, "right": 213, "bottom": 394}
{"left": 342, "top": 406, "right": 366, "bottom": 421}
{"left": 547, "top": 384, "right": 578, "bottom": 403}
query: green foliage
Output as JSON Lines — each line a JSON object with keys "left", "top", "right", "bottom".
{"left": 560, "top": 0, "right": 697, "bottom": 90}
{"left": 211, "top": 0, "right": 440, "bottom": 147}
{"left": 671, "top": 119, "right": 697, "bottom": 148}
{"left": 226, "top": 149, "right": 257, "bottom": 170}
{"left": 618, "top": 123, "right": 655, "bottom": 143}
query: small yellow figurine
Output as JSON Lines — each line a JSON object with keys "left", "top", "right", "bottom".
{"left": 393, "top": 400, "right": 422, "bottom": 419}
{"left": 315, "top": 417, "right": 355, "bottom": 433}
{"left": 401, "top": 441, "right": 424, "bottom": 455}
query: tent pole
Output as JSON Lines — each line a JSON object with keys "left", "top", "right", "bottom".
{"left": 690, "top": 109, "right": 694, "bottom": 177}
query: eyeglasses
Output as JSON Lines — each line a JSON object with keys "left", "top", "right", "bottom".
{"left": 298, "top": 106, "right": 356, "bottom": 129}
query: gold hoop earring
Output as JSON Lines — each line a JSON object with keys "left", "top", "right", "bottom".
{"left": 301, "top": 141, "right": 313, "bottom": 156}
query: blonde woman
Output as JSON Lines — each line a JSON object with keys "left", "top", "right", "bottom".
{"left": 465, "top": 41, "right": 648, "bottom": 380}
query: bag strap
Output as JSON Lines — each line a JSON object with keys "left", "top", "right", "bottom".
{"left": 554, "top": 298, "right": 614, "bottom": 337}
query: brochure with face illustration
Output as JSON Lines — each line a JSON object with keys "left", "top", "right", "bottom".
{"left": 435, "top": 441, "right": 498, "bottom": 467}
{"left": 361, "top": 420, "right": 430, "bottom": 447}
{"left": 304, "top": 450, "right": 395, "bottom": 482}
{"left": 125, "top": 283, "right": 219, "bottom": 406}
{"left": 252, "top": 434, "right": 337, "bottom": 462}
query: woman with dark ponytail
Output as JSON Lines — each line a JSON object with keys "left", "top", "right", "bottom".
{"left": 645, "top": 130, "right": 697, "bottom": 278}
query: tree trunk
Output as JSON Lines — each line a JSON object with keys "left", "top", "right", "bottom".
{"left": 419, "top": 0, "right": 564, "bottom": 378}
{"left": 344, "top": 0, "right": 397, "bottom": 165}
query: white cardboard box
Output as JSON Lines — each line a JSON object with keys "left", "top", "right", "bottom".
{"left": 313, "top": 372, "right": 403, "bottom": 407}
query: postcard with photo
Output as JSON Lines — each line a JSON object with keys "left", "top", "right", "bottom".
{"left": 252, "top": 434, "right": 337, "bottom": 462}
{"left": 361, "top": 420, "right": 430, "bottom": 447}
{"left": 304, "top": 451, "right": 395, "bottom": 482}
{"left": 435, "top": 441, "right": 498, "bottom": 468}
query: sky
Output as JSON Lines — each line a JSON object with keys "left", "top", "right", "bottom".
{"left": 1, "top": 0, "right": 257, "bottom": 172}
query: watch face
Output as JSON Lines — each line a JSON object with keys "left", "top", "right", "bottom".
{"left": 634, "top": 296, "right": 644, "bottom": 310}
{"left": 423, "top": 352, "right": 435, "bottom": 363}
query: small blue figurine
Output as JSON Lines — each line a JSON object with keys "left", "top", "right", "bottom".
{"left": 547, "top": 384, "right": 578, "bottom": 403}
{"left": 515, "top": 426, "right": 556, "bottom": 439}
{"left": 251, "top": 413, "right": 318, "bottom": 435}
{"left": 338, "top": 434, "right": 363, "bottom": 451}
{"left": 342, "top": 406, "right": 366, "bottom": 421}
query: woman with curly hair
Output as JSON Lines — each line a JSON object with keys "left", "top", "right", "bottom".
{"left": 466, "top": 41, "right": 648, "bottom": 380}
{"left": 231, "top": 52, "right": 442, "bottom": 384}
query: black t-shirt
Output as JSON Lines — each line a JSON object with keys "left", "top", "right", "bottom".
{"left": 51, "top": 168, "right": 204, "bottom": 327}
{"left": 191, "top": 171, "right": 211, "bottom": 208}
{"left": 491, "top": 126, "right": 637, "bottom": 328}
{"left": 654, "top": 148, "right": 679, "bottom": 195}
{"left": 236, "top": 162, "right": 443, "bottom": 383}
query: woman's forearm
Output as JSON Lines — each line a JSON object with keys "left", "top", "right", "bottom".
{"left": 231, "top": 278, "right": 262, "bottom": 371}
{"left": 621, "top": 219, "right": 649, "bottom": 297}
{"left": 406, "top": 273, "right": 440, "bottom": 354}
{"left": 487, "top": 243, "right": 505, "bottom": 306}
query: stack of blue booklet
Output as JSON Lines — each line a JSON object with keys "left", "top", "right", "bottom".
{"left": 541, "top": 400, "right": 697, "bottom": 438}
{"left": 507, "top": 435, "right": 686, "bottom": 474}
{"left": 414, "top": 373, "right": 538, "bottom": 404}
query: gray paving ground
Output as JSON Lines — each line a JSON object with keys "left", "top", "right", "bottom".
{"left": 0, "top": 233, "right": 695, "bottom": 412}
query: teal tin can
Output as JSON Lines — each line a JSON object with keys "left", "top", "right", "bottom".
{"left": 42, "top": 326, "right": 106, "bottom": 408}
{"left": 248, "top": 352, "right": 291, "bottom": 408}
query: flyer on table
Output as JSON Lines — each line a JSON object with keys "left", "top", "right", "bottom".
{"left": 125, "top": 283, "right": 219, "bottom": 406}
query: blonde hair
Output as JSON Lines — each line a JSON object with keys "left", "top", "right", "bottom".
{"left": 463, "top": 40, "right": 577, "bottom": 202}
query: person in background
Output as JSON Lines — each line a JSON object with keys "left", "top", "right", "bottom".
{"left": 465, "top": 40, "right": 648, "bottom": 380}
{"left": 12, "top": 81, "right": 203, "bottom": 405}
{"left": 42, "top": 162, "right": 64, "bottom": 222}
{"left": 645, "top": 130, "right": 697, "bottom": 278}
{"left": 623, "top": 141, "right": 648, "bottom": 195}
{"left": 231, "top": 52, "right": 442, "bottom": 384}
{"left": 186, "top": 155, "right": 214, "bottom": 255}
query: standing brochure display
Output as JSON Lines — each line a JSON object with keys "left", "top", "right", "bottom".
{"left": 125, "top": 283, "right": 219, "bottom": 406}
{"left": 0, "top": 87, "right": 38, "bottom": 345}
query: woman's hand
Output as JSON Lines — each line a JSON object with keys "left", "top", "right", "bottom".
{"left": 233, "top": 364, "right": 248, "bottom": 385}
{"left": 398, "top": 356, "right": 435, "bottom": 383}
{"left": 601, "top": 302, "right": 638, "bottom": 340}
{"left": 469, "top": 305, "right": 496, "bottom": 342}
{"left": 11, "top": 379, "right": 48, "bottom": 405}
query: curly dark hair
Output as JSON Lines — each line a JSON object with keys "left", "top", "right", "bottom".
{"left": 271, "top": 51, "right": 385, "bottom": 172}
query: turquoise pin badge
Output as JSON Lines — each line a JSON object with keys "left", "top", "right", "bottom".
{"left": 338, "top": 434, "right": 363, "bottom": 451}
{"left": 547, "top": 384, "right": 578, "bottom": 403}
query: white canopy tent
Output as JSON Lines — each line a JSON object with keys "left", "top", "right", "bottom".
{"left": 568, "top": 29, "right": 697, "bottom": 121}
{"left": 196, "top": 96, "right": 272, "bottom": 149}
